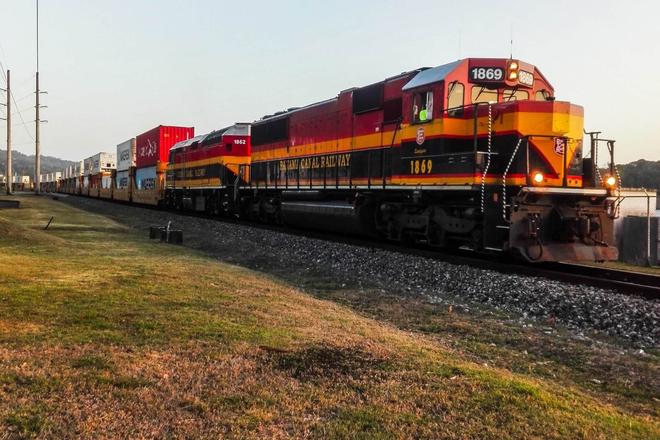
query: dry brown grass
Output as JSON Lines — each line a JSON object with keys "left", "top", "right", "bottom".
{"left": 0, "top": 195, "right": 657, "bottom": 439}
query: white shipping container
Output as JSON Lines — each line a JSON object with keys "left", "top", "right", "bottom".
{"left": 84, "top": 157, "right": 94, "bottom": 176}
{"left": 77, "top": 161, "right": 84, "bottom": 176}
{"left": 91, "top": 152, "right": 116, "bottom": 175}
{"left": 117, "top": 139, "right": 136, "bottom": 172}
{"left": 101, "top": 175, "right": 113, "bottom": 189}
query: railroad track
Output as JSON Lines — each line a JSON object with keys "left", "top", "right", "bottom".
{"left": 539, "top": 262, "right": 660, "bottom": 300}
{"left": 298, "top": 232, "right": 660, "bottom": 300}
{"left": 187, "top": 212, "right": 660, "bottom": 300}
{"left": 53, "top": 193, "right": 660, "bottom": 300}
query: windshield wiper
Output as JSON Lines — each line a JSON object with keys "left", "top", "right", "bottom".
{"left": 505, "top": 86, "right": 519, "bottom": 102}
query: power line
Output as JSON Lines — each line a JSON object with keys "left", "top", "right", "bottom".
{"left": 13, "top": 91, "right": 36, "bottom": 103}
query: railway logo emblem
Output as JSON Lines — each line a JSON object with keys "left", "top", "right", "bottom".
{"left": 416, "top": 127, "right": 425, "bottom": 146}
{"left": 554, "top": 138, "right": 565, "bottom": 155}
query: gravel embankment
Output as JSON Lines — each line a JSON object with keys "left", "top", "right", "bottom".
{"left": 61, "top": 196, "right": 659, "bottom": 348}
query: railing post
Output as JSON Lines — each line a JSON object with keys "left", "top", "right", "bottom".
{"left": 591, "top": 133, "right": 598, "bottom": 187}
{"left": 562, "top": 137, "right": 568, "bottom": 187}
{"left": 525, "top": 137, "right": 530, "bottom": 186}
{"left": 473, "top": 103, "right": 479, "bottom": 154}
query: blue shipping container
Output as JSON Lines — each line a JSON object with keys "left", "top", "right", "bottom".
{"left": 135, "top": 166, "right": 156, "bottom": 190}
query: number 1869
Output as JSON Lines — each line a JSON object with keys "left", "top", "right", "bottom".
{"left": 410, "top": 159, "right": 433, "bottom": 175}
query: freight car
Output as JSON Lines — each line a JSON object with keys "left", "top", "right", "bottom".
{"left": 58, "top": 57, "right": 621, "bottom": 263}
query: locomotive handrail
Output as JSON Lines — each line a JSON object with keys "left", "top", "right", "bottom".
{"left": 501, "top": 137, "right": 526, "bottom": 223}
{"left": 479, "top": 103, "right": 493, "bottom": 214}
{"left": 500, "top": 134, "right": 567, "bottom": 223}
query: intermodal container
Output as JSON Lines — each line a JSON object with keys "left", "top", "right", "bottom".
{"left": 89, "top": 174, "right": 100, "bottom": 189}
{"left": 101, "top": 175, "right": 113, "bottom": 189}
{"left": 90, "top": 152, "right": 116, "bottom": 174}
{"left": 136, "top": 125, "right": 194, "bottom": 169}
{"left": 135, "top": 166, "right": 157, "bottom": 190}
{"left": 117, "top": 138, "right": 136, "bottom": 171}
{"left": 116, "top": 170, "right": 130, "bottom": 189}
{"left": 84, "top": 157, "right": 94, "bottom": 176}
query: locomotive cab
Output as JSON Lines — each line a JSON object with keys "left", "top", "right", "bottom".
{"left": 395, "top": 58, "right": 618, "bottom": 261}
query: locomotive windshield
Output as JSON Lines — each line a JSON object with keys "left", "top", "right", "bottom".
{"left": 503, "top": 88, "right": 529, "bottom": 101}
{"left": 471, "top": 86, "right": 498, "bottom": 104}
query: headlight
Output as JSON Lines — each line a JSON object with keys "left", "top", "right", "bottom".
{"left": 533, "top": 172, "right": 544, "bottom": 184}
{"left": 508, "top": 71, "right": 519, "bottom": 80}
{"left": 508, "top": 61, "right": 519, "bottom": 70}
{"left": 605, "top": 175, "right": 617, "bottom": 187}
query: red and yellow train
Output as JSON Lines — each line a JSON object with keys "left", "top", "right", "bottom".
{"left": 57, "top": 57, "right": 620, "bottom": 262}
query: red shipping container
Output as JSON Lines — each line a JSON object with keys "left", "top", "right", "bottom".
{"left": 136, "top": 125, "right": 195, "bottom": 168}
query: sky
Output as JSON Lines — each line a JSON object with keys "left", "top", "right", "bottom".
{"left": 0, "top": 0, "right": 659, "bottom": 164}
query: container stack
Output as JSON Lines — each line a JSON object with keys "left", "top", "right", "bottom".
{"left": 114, "top": 138, "right": 136, "bottom": 202}
{"left": 133, "top": 125, "right": 194, "bottom": 205}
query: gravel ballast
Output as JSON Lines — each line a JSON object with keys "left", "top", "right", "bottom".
{"left": 62, "top": 196, "right": 659, "bottom": 348}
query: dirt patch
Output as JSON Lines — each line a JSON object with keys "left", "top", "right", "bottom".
{"left": 0, "top": 217, "right": 65, "bottom": 247}
{"left": 264, "top": 344, "right": 392, "bottom": 382}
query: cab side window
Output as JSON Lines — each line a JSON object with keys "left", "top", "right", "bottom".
{"left": 535, "top": 89, "right": 552, "bottom": 101}
{"left": 446, "top": 81, "right": 464, "bottom": 117}
{"left": 412, "top": 91, "right": 433, "bottom": 123}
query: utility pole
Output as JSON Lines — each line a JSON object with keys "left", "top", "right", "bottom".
{"left": 5, "top": 70, "right": 10, "bottom": 195}
{"left": 35, "top": 72, "right": 40, "bottom": 194}
{"left": 0, "top": 70, "right": 9, "bottom": 194}
{"left": 35, "top": 0, "right": 40, "bottom": 194}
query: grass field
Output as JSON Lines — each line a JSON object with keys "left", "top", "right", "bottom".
{"left": 0, "top": 195, "right": 658, "bottom": 438}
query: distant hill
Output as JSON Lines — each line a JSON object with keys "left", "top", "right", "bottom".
{"left": 617, "top": 159, "right": 660, "bottom": 190}
{"left": 0, "top": 149, "right": 75, "bottom": 178}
